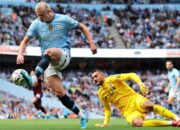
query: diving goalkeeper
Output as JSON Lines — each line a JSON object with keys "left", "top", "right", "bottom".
{"left": 91, "top": 70, "right": 180, "bottom": 127}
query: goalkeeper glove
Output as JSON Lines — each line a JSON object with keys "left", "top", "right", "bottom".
{"left": 139, "top": 83, "right": 149, "bottom": 96}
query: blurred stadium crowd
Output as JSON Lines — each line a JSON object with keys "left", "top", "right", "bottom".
{"left": 114, "top": 7, "right": 180, "bottom": 48}
{"left": 0, "top": 0, "right": 179, "bottom": 120}
{"left": 0, "top": 90, "right": 61, "bottom": 119}
{"left": 0, "top": 3, "right": 179, "bottom": 48}
{"left": 0, "top": 66, "right": 180, "bottom": 119}
{"left": 26, "top": 0, "right": 170, "bottom": 4}
{"left": 0, "top": 4, "right": 116, "bottom": 48}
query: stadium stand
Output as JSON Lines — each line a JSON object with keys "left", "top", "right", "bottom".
{"left": 0, "top": 4, "right": 116, "bottom": 48}
{"left": 24, "top": 0, "right": 172, "bottom": 4}
{"left": 0, "top": 67, "right": 105, "bottom": 119}
{"left": 0, "top": 0, "right": 179, "bottom": 120}
{"left": 114, "top": 7, "right": 180, "bottom": 48}
{"left": 0, "top": 60, "right": 180, "bottom": 119}
{"left": 0, "top": 2, "right": 179, "bottom": 49}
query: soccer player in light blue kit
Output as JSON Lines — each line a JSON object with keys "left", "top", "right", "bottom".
{"left": 165, "top": 60, "right": 180, "bottom": 112}
{"left": 16, "top": 2, "right": 97, "bottom": 129}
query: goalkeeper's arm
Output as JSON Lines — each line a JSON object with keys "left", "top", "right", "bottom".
{"left": 95, "top": 97, "right": 111, "bottom": 127}
{"left": 115, "top": 73, "right": 149, "bottom": 96}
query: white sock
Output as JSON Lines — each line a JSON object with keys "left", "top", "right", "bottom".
{"left": 32, "top": 75, "right": 38, "bottom": 85}
{"left": 176, "top": 117, "right": 180, "bottom": 121}
{"left": 170, "top": 121, "right": 173, "bottom": 125}
{"left": 78, "top": 111, "right": 85, "bottom": 118}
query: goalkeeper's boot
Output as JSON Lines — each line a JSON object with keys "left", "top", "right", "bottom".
{"left": 20, "top": 70, "right": 33, "bottom": 89}
{"left": 80, "top": 116, "right": 88, "bottom": 129}
{"left": 178, "top": 121, "right": 180, "bottom": 127}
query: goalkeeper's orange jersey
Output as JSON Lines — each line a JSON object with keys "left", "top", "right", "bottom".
{"left": 97, "top": 73, "right": 143, "bottom": 124}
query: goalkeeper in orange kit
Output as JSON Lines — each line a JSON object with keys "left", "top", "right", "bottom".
{"left": 91, "top": 70, "right": 180, "bottom": 127}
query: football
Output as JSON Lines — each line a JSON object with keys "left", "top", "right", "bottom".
{"left": 11, "top": 69, "right": 28, "bottom": 85}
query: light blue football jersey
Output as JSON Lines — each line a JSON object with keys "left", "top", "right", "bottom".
{"left": 167, "top": 68, "right": 180, "bottom": 90}
{"left": 26, "top": 13, "right": 79, "bottom": 54}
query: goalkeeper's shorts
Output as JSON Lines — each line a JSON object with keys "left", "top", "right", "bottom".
{"left": 124, "top": 93, "right": 149, "bottom": 126}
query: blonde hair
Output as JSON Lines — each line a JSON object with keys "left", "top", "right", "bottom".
{"left": 35, "top": 2, "right": 51, "bottom": 12}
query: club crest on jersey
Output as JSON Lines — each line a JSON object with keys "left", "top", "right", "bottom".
{"left": 108, "top": 83, "right": 113, "bottom": 88}
{"left": 49, "top": 25, "right": 53, "bottom": 31}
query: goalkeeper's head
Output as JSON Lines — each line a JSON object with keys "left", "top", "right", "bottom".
{"left": 92, "top": 70, "right": 105, "bottom": 86}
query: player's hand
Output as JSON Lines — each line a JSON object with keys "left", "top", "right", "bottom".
{"left": 90, "top": 43, "right": 97, "bottom": 54}
{"left": 139, "top": 83, "right": 149, "bottom": 96}
{"left": 16, "top": 54, "right": 24, "bottom": 64}
{"left": 95, "top": 123, "right": 108, "bottom": 127}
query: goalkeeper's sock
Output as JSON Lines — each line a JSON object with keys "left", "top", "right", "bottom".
{"left": 35, "top": 54, "right": 51, "bottom": 78}
{"left": 58, "top": 94, "right": 80, "bottom": 115}
{"left": 153, "top": 104, "right": 178, "bottom": 120}
{"left": 143, "top": 120, "right": 172, "bottom": 126}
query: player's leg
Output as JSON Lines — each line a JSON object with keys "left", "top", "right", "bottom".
{"left": 142, "top": 119, "right": 173, "bottom": 126}
{"left": 126, "top": 111, "right": 174, "bottom": 127}
{"left": 130, "top": 94, "right": 180, "bottom": 127}
{"left": 143, "top": 100, "right": 179, "bottom": 121}
{"left": 48, "top": 75, "right": 79, "bottom": 113}
{"left": 167, "top": 89, "right": 175, "bottom": 111}
{"left": 125, "top": 111, "right": 145, "bottom": 127}
{"left": 32, "top": 94, "right": 46, "bottom": 114}
{"left": 133, "top": 117, "right": 175, "bottom": 127}
{"left": 142, "top": 100, "right": 180, "bottom": 126}
{"left": 35, "top": 48, "right": 63, "bottom": 76}
{"left": 21, "top": 48, "right": 63, "bottom": 88}
{"left": 47, "top": 75, "right": 87, "bottom": 129}
{"left": 44, "top": 49, "right": 87, "bottom": 128}
{"left": 38, "top": 99, "right": 47, "bottom": 114}
{"left": 133, "top": 117, "right": 173, "bottom": 127}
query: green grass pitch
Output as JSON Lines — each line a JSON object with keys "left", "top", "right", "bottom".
{"left": 0, "top": 118, "right": 178, "bottom": 130}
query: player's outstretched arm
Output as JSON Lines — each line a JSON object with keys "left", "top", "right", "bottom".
{"left": 95, "top": 98, "right": 111, "bottom": 127}
{"left": 78, "top": 23, "right": 97, "bottom": 54}
{"left": 115, "top": 73, "right": 149, "bottom": 96}
{"left": 16, "top": 36, "right": 30, "bottom": 64}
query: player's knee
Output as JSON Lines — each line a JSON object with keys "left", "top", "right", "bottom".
{"left": 44, "top": 49, "right": 53, "bottom": 56}
{"left": 132, "top": 118, "right": 143, "bottom": 127}
{"left": 35, "top": 94, "right": 41, "bottom": 99}
{"left": 52, "top": 84, "right": 65, "bottom": 97}
{"left": 143, "top": 100, "right": 154, "bottom": 111}
{"left": 55, "top": 90, "right": 65, "bottom": 98}
{"left": 32, "top": 97, "right": 37, "bottom": 103}
{"left": 44, "top": 48, "right": 63, "bottom": 62}
{"left": 51, "top": 84, "right": 65, "bottom": 97}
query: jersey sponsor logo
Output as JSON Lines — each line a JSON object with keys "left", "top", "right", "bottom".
{"left": 41, "top": 32, "right": 63, "bottom": 41}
